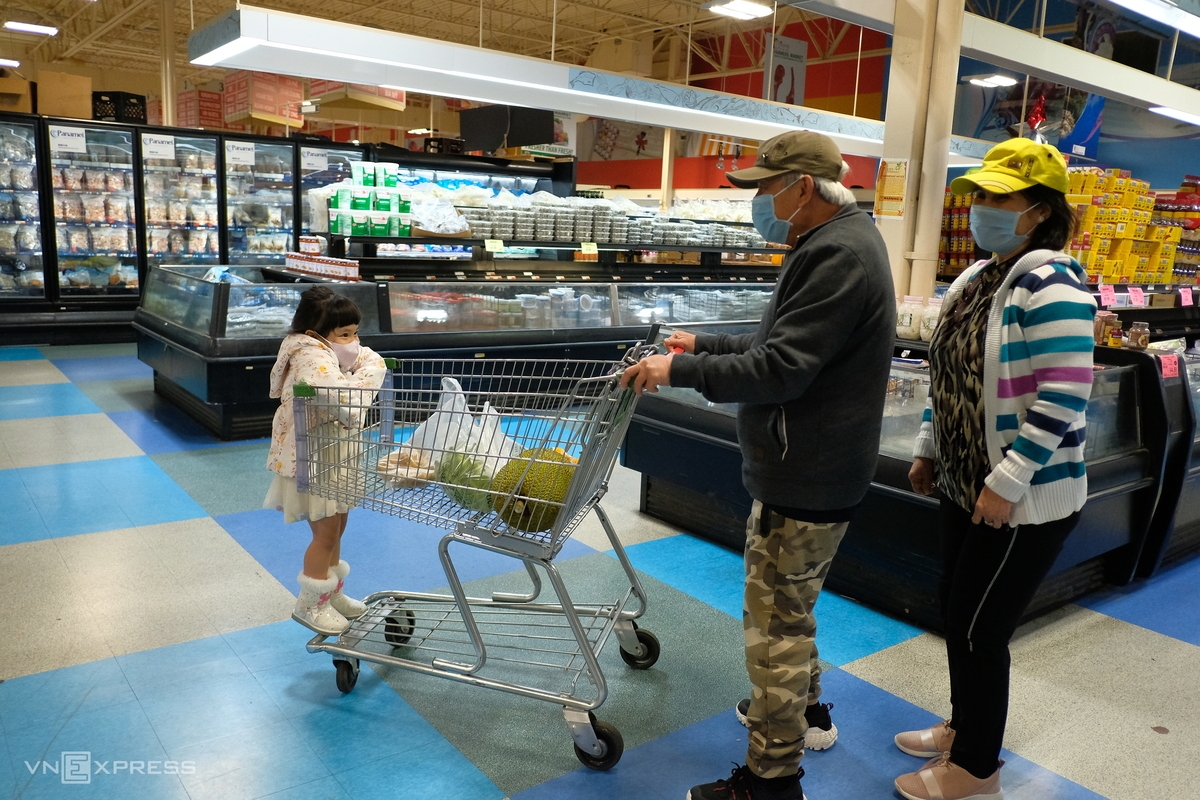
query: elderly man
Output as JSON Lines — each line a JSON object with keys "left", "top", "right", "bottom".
{"left": 621, "top": 131, "right": 896, "bottom": 800}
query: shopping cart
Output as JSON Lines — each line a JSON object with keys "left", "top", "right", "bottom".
{"left": 291, "top": 341, "right": 661, "bottom": 770}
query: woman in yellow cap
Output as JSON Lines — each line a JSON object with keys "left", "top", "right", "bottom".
{"left": 893, "top": 139, "right": 1097, "bottom": 800}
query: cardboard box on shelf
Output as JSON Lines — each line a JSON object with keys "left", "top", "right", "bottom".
{"left": 37, "top": 70, "right": 92, "bottom": 118}
{"left": 178, "top": 89, "right": 224, "bottom": 129}
{"left": 0, "top": 76, "right": 33, "bottom": 113}
{"left": 1150, "top": 291, "right": 1177, "bottom": 308}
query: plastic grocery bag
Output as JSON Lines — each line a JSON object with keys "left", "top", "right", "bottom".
{"left": 376, "top": 378, "right": 476, "bottom": 488}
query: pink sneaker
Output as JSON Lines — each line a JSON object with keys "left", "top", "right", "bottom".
{"left": 894, "top": 753, "right": 1003, "bottom": 800}
{"left": 894, "top": 719, "right": 956, "bottom": 758}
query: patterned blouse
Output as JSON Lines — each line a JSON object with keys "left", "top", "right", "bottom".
{"left": 929, "top": 258, "right": 1011, "bottom": 512}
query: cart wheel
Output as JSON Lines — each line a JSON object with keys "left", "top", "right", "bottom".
{"left": 573, "top": 719, "right": 624, "bottom": 771}
{"left": 619, "top": 628, "right": 660, "bottom": 670}
{"left": 334, "top": 659, "right": 359, "bottom": 694}
{"left": 384, "top": 609, "right": 416, "bottom": 646}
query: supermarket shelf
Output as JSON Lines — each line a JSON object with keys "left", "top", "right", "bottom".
{"left": 52, "top": 160, "right": 133, "bottom": 170}
{"left": 229, "top": 226, "right": 293, "bottom": 234}
{"left": 149, "top": 253, "right": 220, "bottom": 259}
{"left": 337, "top": 235, "right": 780, "bottom": 254}
{"left": 144, "top": 165, "right": 217, "bottom": 176}
{"left": 0, "top": 219, "right": 40, "bottom": 225}
{"left": 53, "top": 189, "right": 133, "bottom": 196}
{"left": 55, "top": 223, "right": 134, "bottom": 229}
{"left": 147, "top": 224, "right": 219, "bottom": 231}
{"left": 0, "top": 252, "right": 43, "bottom": 257}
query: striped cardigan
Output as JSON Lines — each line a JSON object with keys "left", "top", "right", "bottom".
{"left": 914, "top": 249, "right": 1098, "bottom": 526}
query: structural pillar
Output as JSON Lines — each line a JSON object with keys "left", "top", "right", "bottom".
{"left": 876, "top": 0, "right": 964, "bottom": 297}
{"left": 160, "top": 0, "right": 177, "bottom": 126}
{"left": 660, "top": 128, "right": 676, "bottom": 212}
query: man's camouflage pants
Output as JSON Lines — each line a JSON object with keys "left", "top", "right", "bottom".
{"left": 743, "top": 500, "right": 848, "bottom": 779}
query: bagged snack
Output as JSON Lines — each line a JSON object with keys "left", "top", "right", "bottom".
{"left": 59, "top": 195, "right": 84, "bottom": 223}
{"left": 148, "top": 229, "right": 170, "bottom": 253}
{"left": 0, "top": 225, "right": 15, "bottom": 254}
{"left": 168, "top": 200, "right": 188, "bottom": 222}
{"left": 104, "top": 171, "right": 126, "bottom": 192}
{"left": 66, "top": 227, "right": 91, "bottom": 254}
{"left": 62, "top": 168, "right": 83, "bottom": 191}
{"left": 0, "top": 166, "right": 10, "bottom": 189}
{"left": 16, "top": 225, "right": 40, "bottom": 253}
{"left": 267, "top": 205, "right": 283, "bottom": 228}
{"left": 83, "top": 170, "right": 107, "bottom": 191}
{"left": 81, "top": 195, "right": 106, "bottom": 225}
{"left": 186, "top": 231, "right": 208, "bottom": 254}
{"left": 207, "top": 230, "right": 220, "bottom": 253}
{"left": 15, "top": 193, "right": 38, "bottom": 221}
{"left": 105, "top": 196, "right": 131, "bottom": 225}
{"left": 9, "top": 164, "right": 33, "bottom": 190}
{"left": 146, "top": 199, "right": 168, "bottom": 226}
{"left": 168, "top": 230, "right": 186, "bottom": 253}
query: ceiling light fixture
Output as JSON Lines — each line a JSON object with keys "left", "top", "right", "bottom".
{"left": 407, "top": 128, "right": 432, "bottom": 135}
{"left": 4, "top": 21, "right": 59, "bottom": 36}
{"left": 701, "top": 0, "right": 773, "bottom": 20}
{"left": 0, "top": 58, "right": 19, "bottom": 68}
{"left": 967, "top": 74, "right": 1019, "bottom": 88}
{"left": 1149, "top": 106, "right": 1200, "bottom": 127}
{"left": 1104, "top": 0, "right": 1200, "bottom": 40}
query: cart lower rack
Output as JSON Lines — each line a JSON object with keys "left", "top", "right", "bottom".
{"left": 292, "top": 345, "right": 661, "bottom": 770}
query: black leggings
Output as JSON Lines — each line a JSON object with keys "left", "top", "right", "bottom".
{"left": 939, "top": 499, "right": 1080, "bottom": 779}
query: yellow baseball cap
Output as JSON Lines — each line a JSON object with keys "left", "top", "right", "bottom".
{"left": 950, "top": 138, "right": 1069, "bottom": 196}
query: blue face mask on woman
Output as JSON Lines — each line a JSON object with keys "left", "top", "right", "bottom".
{"left": 969, "top": 202, "right": 1042, "bottom": 256}
{"left": 752, "top": 178, "right": 804, "bottom": 244}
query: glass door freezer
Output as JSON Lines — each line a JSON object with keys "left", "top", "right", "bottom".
{"left": 223, "top": 137, "right": 296, "bottom": 266}
{"left": 0, "top": 115, "right": 45, "bottom": 298}
{"left": 141, "top": 130, "right": 221, "bottom": 267}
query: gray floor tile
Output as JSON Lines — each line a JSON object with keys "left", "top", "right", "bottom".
{"left": 371, "top": 551, "right": 747, "bottom": 796}
{"left": 152, "top": 444, "right": 274, "bottom": 517}
{"left": 843, "top": 604, "right": 1200, "bottom": 800}
{"left": 0, "top": 413, "right": 143, "bottom": 468}
{"left": 571, "top": 464, "right": 682, "bottom": 551}
{"left": 0, "top": 360, "right": 69, "bottom": 386}
{"left": 38, "top": 343, "right": 137, "bottom": 359}
{"left": 75, "top": 377, "right": 158, "bottom": 413}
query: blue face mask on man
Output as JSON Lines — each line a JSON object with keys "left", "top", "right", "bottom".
{"left": 752, "top": 177, "right": 804, "bottom": 244}
{"left": 969, "top": 202, "right": 1042, "bottom": 256}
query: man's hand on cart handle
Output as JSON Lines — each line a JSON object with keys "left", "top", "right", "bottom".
{"left": 664, "top": 331, "right": 696, "bottom": 354}
{"left": 620, "top": 354, "right": 674, "bottom": 396}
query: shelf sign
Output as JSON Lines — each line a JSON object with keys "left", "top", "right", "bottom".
{"left": 1182, "top": 287, "right": 1194, "bottom": 307}
{"left": 1128, "top": 287, "right": 1146, "bottom": 307}
{"left": 484, "top": 239, "right": 504, "bottom": 252}
{"left": 581, "top": 242, "right": 598, "bottom": 255}
{"left": 1099, "top": 284, "right": 1117, "bottom": 307}
{"left": 302, "top": 148, "right": 329, "bottom": 171}
{"left": 142, "top": 133, "right": 176, "bottom": 161}
{"left": 1161, "top": 354, "right": 1179, "bottom": 379}
{"left": 49, "top": 126, "right": 87, "bottom": 155}
{"left": 225, "top": 140, "right": 255, "bottom": 166}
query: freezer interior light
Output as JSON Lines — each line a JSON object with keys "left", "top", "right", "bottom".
{"left": 1149, "top": 106, "right": 1200, "bottom": 127}
{"left": 702, "top": 0, "right": 774, "bottom": 20}
{"left": 4, "top": 21, "right": 59, "bottom": 36}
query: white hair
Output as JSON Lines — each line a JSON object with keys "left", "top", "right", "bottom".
{"left": 781, "top": 161, "right": 857, "bottom": 206}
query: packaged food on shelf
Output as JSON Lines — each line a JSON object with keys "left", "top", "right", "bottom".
{"left": 168, "top": 200, "right": 189, "bottom": 223}
{"left": 920, "top": 298, "right": 942, "bottom": 342}
{"left": 0, "top": 224, "right": 15, "bottom": 253}
{"left": 104, "top": 171, "right": 127, "bottom": 193}
{"left": 82, "top": 170, "right": 108, "bottom": 192}
{"left": 10, "top": 164, "right": 34, "bottom": 191}
{"left": 58, "top": 195, "right": 84, "bottom": 224}
{"left": 105, "top": 196, "right": 132, "bottom": 225}
{"left": 146, "top": 199, "right": 168, "bottom": 226}
{"left": 896, "top": 295, "right": 924, "bottom": 339}
{"left": 63, "top": 168, "right": 83, "bottom": 191}
{"left": 48, "top": 168, "right": 62, "bottom": 190}
{"left": 148, "top": 229, "right": 170, "bottom": 253}
{"left": 81, "top": 194, "right": 107, "bottom": 225}
{"left": 15, "top": 193, "right": 38, "bottom": 222}
{"left": 15, "top": 269, "right": 43, "bottom": 288}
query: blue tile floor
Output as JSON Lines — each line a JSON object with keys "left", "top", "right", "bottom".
{"left": 1, "top": 343, "right": 1197, "bottom": 800}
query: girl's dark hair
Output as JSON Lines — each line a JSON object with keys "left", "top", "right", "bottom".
{"left": 289, "top": 286, "right": 361, "bottom": 337}
{"left": 1019, "top": 183, "right": 1077, "bottom": 252}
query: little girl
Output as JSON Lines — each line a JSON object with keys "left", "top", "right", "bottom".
{"left": 264, "top": 286, "right": 388, "bottom": 635}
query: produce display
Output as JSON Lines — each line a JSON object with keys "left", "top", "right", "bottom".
{"left": 0, "top": 121, "right": 44, "bottom": 295}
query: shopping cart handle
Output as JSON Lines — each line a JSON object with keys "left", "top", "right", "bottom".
{"left": 292, "top": 381, "right": 317, "bottom": 398}
{"left": 384, "top": 358, "right": 399, "bottom": 370}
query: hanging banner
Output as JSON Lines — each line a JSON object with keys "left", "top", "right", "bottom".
{"left": 763, "top": 35, "right": 807, "bottom": 106}
{"left": 874, "top": 159, "right": 908, "bottom": 218}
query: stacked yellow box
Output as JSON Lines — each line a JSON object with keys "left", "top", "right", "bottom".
{"left": 1067, "top": 167, "right": 1177, "bottom": 285}
{"left": 938, "top": 187, "right": 976, "bottom": 278}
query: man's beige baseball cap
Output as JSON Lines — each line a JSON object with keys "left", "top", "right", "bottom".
{"left": 726, "top": 130, "right": 843, "bottom": 188}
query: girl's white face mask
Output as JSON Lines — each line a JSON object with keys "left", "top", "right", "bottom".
{"left": 328, "top": 340, "right": 360, "bottom": 370}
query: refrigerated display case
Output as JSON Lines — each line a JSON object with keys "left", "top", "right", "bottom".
{"left": 142, "top": 131, "right": 220, "bottom": 267}
{"left": 48, "top": 122, "right": 140, "bottom": 295}
{"left": 300, "top": 144, "right": 367, "bottom": 235}
{"left": 225, "top": 138, "right": 295, "bottom": 265}
{"left": 0, "top": 116, "right": 45, "bottom": 298}
{"left": 624, "top": 339, "right": 1169, "bottom": 630}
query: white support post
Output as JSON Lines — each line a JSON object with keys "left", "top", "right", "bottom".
{"left": 160, "top": 0, "right": 177, "bottom": 126}
{"left": 660, "top": 128, "right": 676, "bottom": 213}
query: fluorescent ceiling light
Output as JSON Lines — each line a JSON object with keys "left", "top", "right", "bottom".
{"left": 1150, "top": 106, "right": 1200, "bottom": 126}
{"left": 0, "top": 58, "right": 19, "bottom": 68}
{"left": 1105, "top": 0, "right": 1200, "bottom": 40}
{"left": 407, "top": 128, "right": 432, "bottom": 135}
{"left": 4, "top": 21, "right": 58, "bottom": 35}
{"left": 967, "top": 74, "right": 1018, "bottom": 88}
{"left": 702, "top": 0, "right": 773, "bottom": 20}
{"left": 379, "top": 84, "right": 406, "bottom": 90}
{"left": 191, "top": 36, "right": 261, "bottom": 66}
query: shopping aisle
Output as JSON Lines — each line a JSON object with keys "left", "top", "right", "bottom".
{"left": 1, "top": 343, "right": 1197, "bottom": 800}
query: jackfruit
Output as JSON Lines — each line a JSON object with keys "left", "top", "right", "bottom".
{"left": 436, "top": 452, "right": 494, "bottom": 513}
{"left": 490, "top": 448, "right": 576, "bottom": 532}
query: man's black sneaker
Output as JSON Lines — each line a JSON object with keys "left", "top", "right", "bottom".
{"left": 686, "top": 764, "right": 806, "bottom": 800}
{"left": 734, "top": 699, "right": 839, "bottom": 751}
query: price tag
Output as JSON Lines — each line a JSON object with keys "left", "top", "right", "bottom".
{"left": 1182, "top": 287, "right": 1194, "bottom": 307}
{"left": 1162, "top": 354, "right": 1180, "bottom": 379}
{"left": 484, "top": 239, "right": 504, "bottom": 252}
{"left": 581, "top": 242, "right": 598, "bottom": 255}
{"left": 1128, "top": 287, "right": 1146, "bottom": 307}
{"left": 1099, "top": 284, "right": 1117, "bottom": 307}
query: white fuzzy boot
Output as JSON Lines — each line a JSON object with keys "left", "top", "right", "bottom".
{"left": 328, "top": 560, "right": 367, "bottom": 619}
{"left": 293, "top": 572, "right": 350, "bottom": 635}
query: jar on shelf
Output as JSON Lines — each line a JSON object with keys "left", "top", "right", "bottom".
{"left": 919, "top": 298, "right": 942, "bottom": 342}
{"left": 1128, "top": 321, "right": 1150, "bottom": 350}
{"left": 1107, "top": 326, "right": 1125, "bottom": 348}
